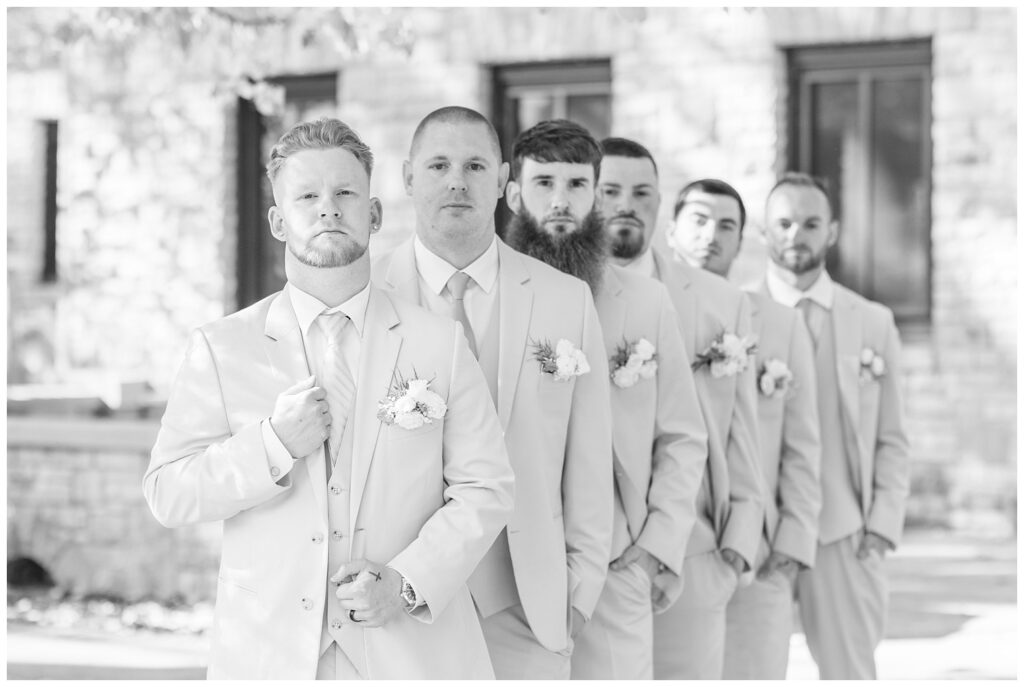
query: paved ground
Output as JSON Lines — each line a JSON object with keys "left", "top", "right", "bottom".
{"left": 6, "top": 528, "right": 1017, "bottom": 680}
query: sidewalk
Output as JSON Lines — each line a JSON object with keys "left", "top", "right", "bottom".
{"left": 5, "top": 529, "right": 1017, "bottom": 679}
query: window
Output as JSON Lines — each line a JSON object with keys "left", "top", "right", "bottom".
{"left": 236, "top": 73, "right": 338, "bottom": 308}
{"left": 491, "top": 60, "right": 612, "bottom": 234}
{"left": 42, "top": 120, "right": 58, "bottom": 283}
{"left": 788, "top": 41, "right": 932, "bottom": 323}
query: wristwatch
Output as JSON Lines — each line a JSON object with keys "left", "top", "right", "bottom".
{"left": 399, "top": 575, "right": 419, "bottom": 610}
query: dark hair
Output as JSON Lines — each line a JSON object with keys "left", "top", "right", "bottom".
{"left": 673, "top": 178, "right": 747, "bottom": 232}
{"left": 266, "top": 117, "right": 373, "bottom": 183}
{"left": 599, "top": 137, "right": 658, "bottom": 176}
{"left": 409, "top": 105, "right": 502, "bottom": 159}
{"left": 511, "top": 119, "right": 602, "bottom": 181}
{"left": 767, "top": 172, "right": 834, "bottom": 214}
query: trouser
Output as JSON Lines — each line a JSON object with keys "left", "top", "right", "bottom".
{"left": 479, "top": 603, "right": 572, "bottom": 679}
{"left": 722, "top": 564, "right": 796, "bottom": 679}
{"left": 571, "top": 562, "right": 653, "bottom": 679}
{"left": 652, "top": 550, "right": 740, "bottom": 679}
{"left": 796, "top": 531, "right": 888, "bottom": 679}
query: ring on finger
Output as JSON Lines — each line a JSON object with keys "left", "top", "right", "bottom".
{"left": 349, "top": 609, "right": 362, "bottom": 623}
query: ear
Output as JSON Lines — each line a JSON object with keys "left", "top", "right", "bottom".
{"left": 505, "top": 179, "right": 522, "bottom": 214}
{"left": 497, "top": 161, "right": 510, "bottom": 198}
{"left": 369, "top": 197, "right": 383, "bottom": 234}
{"left": 826, "top": 219, "right": 840, "bottom": 248}
{"left": 268, "top": 206, "right": 287, "bottom": 243}
{"left": 402, "top": 160, "right": 414, "bottom": 196}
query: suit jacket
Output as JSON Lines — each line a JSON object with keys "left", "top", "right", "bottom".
{"left": 145, "top": 285, "right": 514, "bottom": 679}
{"left": 373, "top": 237, "right": 613, "bottom": 652}
{"left": 595, "top": 265, "right": 709, "bottom": 611}
{"left": 760, "top": 279, "right": 911, "bottom": 547}
{"left": 651, "top": 250, "right": 764, "bottom": 570}
{"left": 745, "top": 290, "right": 821, "bottom": 567}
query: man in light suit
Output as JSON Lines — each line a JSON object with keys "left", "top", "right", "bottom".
{"left": 761, "top": 172, "right": 910, "bottom": 679}
{"left": 502, "top": 120, "right": 709, "bottom": 679}
{"left": 372, "top": 107, "right": 613, "bottom": 679}
{"left": 597, "top": 138, "right": 764, "bottom": 679}
{"left": 674, "top": 178, "right": 823, "bottom": 678}
{"left": 145, "top": 118, "right": 514, "bottom": 679}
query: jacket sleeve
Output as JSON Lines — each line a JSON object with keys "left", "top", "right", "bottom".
{"left": 635, "top": 289, "right": 709, "bottom": 576}
{"left": 771, "top": 311, "right": 822, "bottom": 567}
{"left": 144, "top": 329, "right": 292, "bottom": 528}
{"left": 388, "top": 321, "right": 515, "bottom": 622}
{"left": 562, "top": 284, "right": 614, "bottom": 621}
{"left": 865, "top": 310, "right": 911, "bottom": 547}
{"left": 717, "top": 295, "right": 766, "bottom": 571}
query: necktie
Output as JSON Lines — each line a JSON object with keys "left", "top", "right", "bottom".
{"left": 317, "top": 312, "right": 355, "bottom": 465}
{"left": 446, "top": 271, "right": 478, "bottom": 357}
{"left": 797, "top": 298, "right": 823, "bottom": 349}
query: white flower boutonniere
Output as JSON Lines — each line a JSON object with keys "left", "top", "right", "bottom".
{"left": 610, "top": 337, "right": 658, "bottom": 389}
{"left": 859, "top": 348, "right": 886, "bottom": 384}
{"left": 758, "top": 358, "right": 794, "bottom": 398}
{"left": 533, "top": 338, "right": 590, "bottom": 382}
{"left": 692, "top": 332, "right": 757, "bottom": 378}
{"left": 377, "top": 371, "right": 447, "bottom": 430}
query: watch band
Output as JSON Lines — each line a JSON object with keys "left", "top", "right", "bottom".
{"left": 400, "top": 576, "right": 418, "bottom": 609}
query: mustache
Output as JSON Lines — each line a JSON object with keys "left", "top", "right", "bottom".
{"left": 504, "top": 208, "right": 607, "bottom": 295}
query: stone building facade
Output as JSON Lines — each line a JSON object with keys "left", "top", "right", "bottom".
{"left": 6, "top": 7, "right": 1016, "bottom": 601}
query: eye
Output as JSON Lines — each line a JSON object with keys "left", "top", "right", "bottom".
{"left": 778, "top": 219, "right": 793, "bottom": 230}
{"left": 467, "top": 162, "right": 485, "bottom": 172}
{"left": 635, "top": 190, "right": 649, "bottom": 198}
{"left": 805, "top": 221, "right": 820, "bottom": 230}
{"left": 601, "top": 187, "right": 619, "bottom": 197}
{"left": 428, "top": 162, "right": 448, "bottom": 171}
{"left": 300, "top": 192, "right": 317, "bottom": 200}
{"left": 571, "top": 179, "right": 589, "bottom": 189}
{"left": 693, "top": 216, "right": 707, "bottom": 226}
{"left": 536, "top": 179, "right": 552, "bottom": 188}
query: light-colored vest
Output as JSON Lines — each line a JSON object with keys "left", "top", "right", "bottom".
{"left": 814, "top": 309, "right": 863, "bottom": 544}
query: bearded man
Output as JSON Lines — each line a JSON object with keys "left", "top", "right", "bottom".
{"left": 505, "top": 120, "right": 708, "bottom": 680}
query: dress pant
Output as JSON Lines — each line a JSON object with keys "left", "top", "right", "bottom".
{"left": 722, "top": 566, "right": 796, "bottom": 679}
{"left": 479, "top": 603, "right": 571, "bottom": 680}
{"left": 652, "top": 550, "right": 740, "bottom": 679}
{"left": 571, "top": 562, "right": 653, "bottom": 679}
{"left": 796, "top": 531, "right": 888, "bottom": 679}
{"left": 316, "top": 642, "right": 362, "bottom": 680}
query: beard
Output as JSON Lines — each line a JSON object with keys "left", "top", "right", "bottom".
{"left": 604, "top": 213, "right": 646, "bottom": 260}
{"left": 505, "top": 207, "right": 608, "bottom": 294}
{"left": 771, "top": 243, "right": 827, "bottom": 275}
{"left": 290, "top": 230, "right": 367, "bottom": 268}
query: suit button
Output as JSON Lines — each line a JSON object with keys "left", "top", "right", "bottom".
{"left": 270, "top": 466, "right": 281, "bottom": 478}
{"left": 330, "top": 485, "right": 342, "bottom": 495}
{"left": 301, "top": 597, "right": 313, "bottom": 610}
{"left": 331, "top": 530, "right": 344, "bottom": 541}
{"left": 330, "top": 618, "right": 343, "bottom": 630}
{"left": 312, "top": 533, "right": 324, "bottom": 544}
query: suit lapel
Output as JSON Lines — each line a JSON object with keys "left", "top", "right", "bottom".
{"left": 831, "top": 286, "right": 866, "bottom": 496}
{"left": 263, "top": 290, "right": 328, "bottom": 524}
{"left": 349, "top": 287, "right": 403, "bottom": 528}
{"left": 496, "top": 241, "right": 533, "bottom": 430}
{"left": 382, "top": 239, "right": 423, "bottom": 307}
{"left": 596, "top": 265, "right": 628, "bottom": 354}
{"left": 654, "top": 250, "right": 697, "bottom": 356}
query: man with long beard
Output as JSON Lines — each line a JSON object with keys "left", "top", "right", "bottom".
{"left": 596, "top": 137, "right": 764, "bottom": 679}
{"left": 505, "top": 119, "right": 709, "bottom": 679}
{"left": 760, "top": 173, "right": 909, "bottom": 679}
{"left": 373, "top": 107, "right": 613, "bottom": 679}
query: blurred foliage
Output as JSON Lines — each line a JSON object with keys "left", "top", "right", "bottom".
{"left": 6, "top": 7, "right": 417, "bottom": 115}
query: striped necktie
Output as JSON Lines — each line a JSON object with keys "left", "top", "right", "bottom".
{"left": 446, "top": 271, "right": 478, "bottom": 358}
{"left": 317, "top": 312, "right": 355, "bottom": 465}
{"left": 797, "top": 297, "right": 824, "bottom": 349}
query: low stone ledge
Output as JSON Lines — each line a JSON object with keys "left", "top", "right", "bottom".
{"left": 6, "top": 416, "right": 161, "bottom": 452}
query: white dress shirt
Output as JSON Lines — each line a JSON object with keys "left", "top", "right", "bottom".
{"left": 621, "top": 247, "right": 658, "bottom": 279}
{"left": 765, "top": 263, "right": 836, "bottom": 311}
{"left": 262, "top": 282, "right": 371, "bottom": 479}
{"left": 412, "top": 234, "right": 499, "bottom": 351}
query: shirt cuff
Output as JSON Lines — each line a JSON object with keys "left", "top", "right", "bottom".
{"left": 261, "top": 419, "right": 296, "bottom": 483}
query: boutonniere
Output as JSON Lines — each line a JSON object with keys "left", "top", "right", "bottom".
{"left": 691, "top": 332, "right": 757, "bottom": 378}
{"left": 532, "top": 338, "right": 591, "bottom": 381}
{"left": 377, "top": 371, "right": 447, "bottom": 430}
{"left": 758, "top": 358, "right": 794, "bottom": 398}
{"left": 610, "top": 337, "right": 658, "bottom": 389}
{"left": 859, "top": 348, "right": 886, "bottom": 383}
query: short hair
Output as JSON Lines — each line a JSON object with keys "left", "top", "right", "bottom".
{"left": 599, "top": 137, "right": 659, "bottom": 176}
{"left": 266, "top": 117, "right": 374, "bottom": 183}
{"left": 409, "top": 106, "right": 502, "bottom": 159}
{"left": 673, "top": 178, "right": 747, "bottom": 233}
{"left": 511, "top": 119, "right": 602, "bottom": 181}
{"left": 767, "top": 172, "right": 834, "bottom": 214}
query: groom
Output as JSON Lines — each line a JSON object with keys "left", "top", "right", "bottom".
{"left": 145, "top": 117, "right": 514, "bottom": 679}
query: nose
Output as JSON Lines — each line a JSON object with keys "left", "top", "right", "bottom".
{"left": 550, "top": 186, "right": 569, "bottom": 212}
{"left": 698, "top": 220, "right": 717, "bottom": 243}
{"left": 318, "top": 195, "right": 341, "bottom": 218}
{"left": 447, "top": 169, "right": 467, "bottom": 193}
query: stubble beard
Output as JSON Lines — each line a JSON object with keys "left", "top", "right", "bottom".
{"left": 505, "top": 207, "right": 608, "bottom": 295}
{"left": 291, "top": 233, "right": 367, "bottom": 269}
{"left": 773, "top": 244, "right": 826, "bottom": 276}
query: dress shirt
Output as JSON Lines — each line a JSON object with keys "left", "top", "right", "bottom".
{"left": 620, "top": 247, "right": 658, "bottom": 280}
{"left": 765, "top": 263, "right": 835, "bottom": 311}
{"left": 412, "top": 234, "right": 499, "bottom": 351}
{"left": 262, "top": 281, "right": 371, "bottom": 479}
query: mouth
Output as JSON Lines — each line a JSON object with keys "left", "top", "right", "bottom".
{"left": 608, "top": 216, "right": 642, "bottom": 230}
{"left": 442, "top": 203, "right": 473, "bottom": 211}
